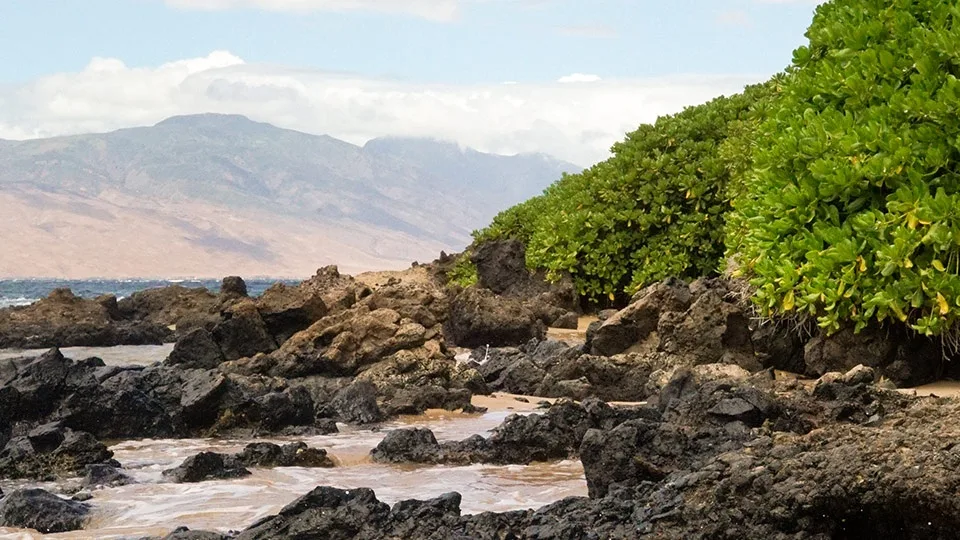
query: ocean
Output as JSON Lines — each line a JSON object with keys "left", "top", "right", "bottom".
{"left": 0, "top": 278, "right": 301, "bottom": 309}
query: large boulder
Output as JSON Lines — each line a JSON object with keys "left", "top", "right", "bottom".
{"left": 444, "top": 287, "right": 545, "bottom": 348}
{"left": 325, "top": 381, "right": 384, "bottom": 424}
{"left": 0, "top": 423, "right": 118, "bottom": 481}
{"left": 590, "top": 278, "right": 692, "bottom": 357}
{"left": 212, "top": 302, "right": 278, "bottom": 361}
{"left": 162, "top": 451, "right": 251, "bottom": 483}
{"left": 255, "top": 282, "right": 328, "bottom": 344}
{"left": 165, "top": 328, "right": 225, "bottom": 370}
{"left": 82, "top": 464, "right": 135, "bottom": 488}
{"left": 0, "top": 488, "right": 89, "bottom": 533}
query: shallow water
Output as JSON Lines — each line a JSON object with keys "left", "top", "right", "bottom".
{"left": 0, "top": 344, "right": 175, "bottom": 366}
{"left": 0, "top": 347, "right": 588, "bottom": 539}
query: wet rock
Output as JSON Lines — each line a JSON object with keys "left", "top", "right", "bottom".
{"left": 0, "top": 424, "right": 117, "bottom": 481}
{"left": 162, "top": 451, "right": 251, "bottom": 483}
{"left": 238, "top": 386, "right": 316, "bottom": 432}
{"left": 474, "top": 346, "right": 526, "bottom": 382}
{"left": 232, "top": 442, "right": 334, "bottom": 468}
{"left": 236, "top": 486, "right": 391, "bottom": 540}
{"left": 0, "top": 488, "right": 89, "bottom": 533}
{"left": 444, "top": 287, "right": 545, "bottom": 348}
{"left": 326, "top": 381, "right": 384, "bottom": 424}
{"left": 371, "top": 428, "right": 443, "bottom": 464}
{"left": 82, "top": 464, "right": 135, "bottom": 488}
{"left": 489, "top": 358, "right": 545, "bottom": 395}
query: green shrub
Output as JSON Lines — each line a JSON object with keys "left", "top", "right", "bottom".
{"left": 447, "top": 252, "right": 478, "bottom": 288}
{"left": 473, "top": 195, "right": 547, "bottom": 247}
{"left": 476, "top": 85, "right": 771, "bottom": 303}
{"left": 728, "top": 0, "right": 960, "bottom": 336}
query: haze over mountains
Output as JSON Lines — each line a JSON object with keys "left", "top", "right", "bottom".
{"left": 0, "top": 114, "right": 578, "bottom": 278}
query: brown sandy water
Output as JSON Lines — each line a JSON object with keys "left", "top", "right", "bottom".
{"left": 0, "top": 343, "right": 587, "bottom": 539}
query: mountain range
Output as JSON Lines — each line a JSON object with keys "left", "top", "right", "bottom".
{"left": 0, "top": 114, "right": 578, "bottom": 278}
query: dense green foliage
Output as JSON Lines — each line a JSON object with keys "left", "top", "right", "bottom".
{"left": 447, "top": 252, "right": 478, "bottom": 288}
{"left": 729, "top": 0, "right": 960, "bottom": 336}
{"left": 476, "top": 86, "right": 769, "bottom": 303}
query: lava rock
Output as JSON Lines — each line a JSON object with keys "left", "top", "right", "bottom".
{"left": 0, "top": 488, "right": 89, "bottom": 533}
{"left": 162, "top": 452, "right": 251, "bottom": 483}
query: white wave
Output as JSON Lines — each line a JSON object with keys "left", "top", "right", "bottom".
{"left": 0, "top": 297, "right": 37, "bottom": 308}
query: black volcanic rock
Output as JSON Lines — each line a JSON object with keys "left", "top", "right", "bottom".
{"left": 0, "top": 488, "right": 89, "bottom": 533}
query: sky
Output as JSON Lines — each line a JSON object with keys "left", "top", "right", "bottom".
{"left": 0, "top": 0, "right": 823, "bottom": 165}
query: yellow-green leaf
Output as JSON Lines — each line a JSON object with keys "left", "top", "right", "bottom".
{"left": 938, "top": 293, "right": 950, "bottom": 315}
{"left": 782, "top": 290, "right": 796, "bottom": 311}
{"left": 933, "top": 260, "right": 946, "bottom": 272}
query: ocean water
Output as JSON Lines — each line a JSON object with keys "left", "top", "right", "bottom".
{"left": 0, "top": 278, "right": 301, "bottom": 309}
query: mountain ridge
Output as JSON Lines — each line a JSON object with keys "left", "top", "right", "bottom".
{"left": 0, "top": 114, "right": 579, "bottom": 278}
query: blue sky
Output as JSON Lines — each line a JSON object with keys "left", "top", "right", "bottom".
{"left": 0, "top": 0, "right": 822, "bottom": 164}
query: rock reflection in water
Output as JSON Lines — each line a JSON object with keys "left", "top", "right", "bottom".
{"left": 0, "top": 407, "right": 586, "bottom": 539}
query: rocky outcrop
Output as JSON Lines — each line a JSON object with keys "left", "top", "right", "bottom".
{"left": 222, "top": 280, "right": 447, "bottom": 379}
{"left": 371, "top": 398, "right": 655, "bottom": 466}
{"left": 468, "top": 338, "right": 676, "bottom": 401}
{"left": 0, "top": 488, "right": 89, "bottom": 534}
{"left": 0, "top": 423, "right": 117, "bottom": 480}
{"left": 211, "top": 280, "right": 476, "bottom": 417}
{"left": 163, "top": 442, "right": 334, "bottom": 483}
{"left": 803, "top": 325, "right": 946, "bottom": 387}
{"left": 225, "top": 362, "right": 960, "bottom": 540}
{"left": 0, "top": 288, "right": 170, "bottom": 348}
{"left": 234, "top": 486, "right": 464, "bottom": 540}
{"left": 589, "top": 278, "right": 760, "bottom": 369}
{"left": 117, "top": 283, "right": 226, "bottom": 335}
{"left": 471, "top": 239, "right": 580, "bottom": 329}
{"left": 444, "top": 287, "right": 546, "bottom": 348}
{"left": 0, "top": 348, "right": 338, "bottom": 441}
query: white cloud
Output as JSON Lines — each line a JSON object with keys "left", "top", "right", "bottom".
{"left": 557, "top": 73, "right": 602, "bottom": 83}
{"left": 164, "top": 0, "right": 460, "bottom": 21}
{"left": 0, "top": 51, "right": 761, "bottom": 165}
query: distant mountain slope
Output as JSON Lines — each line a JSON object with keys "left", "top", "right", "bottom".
{"left": 0, "top": 114, "right": 579, "bottom": 278}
